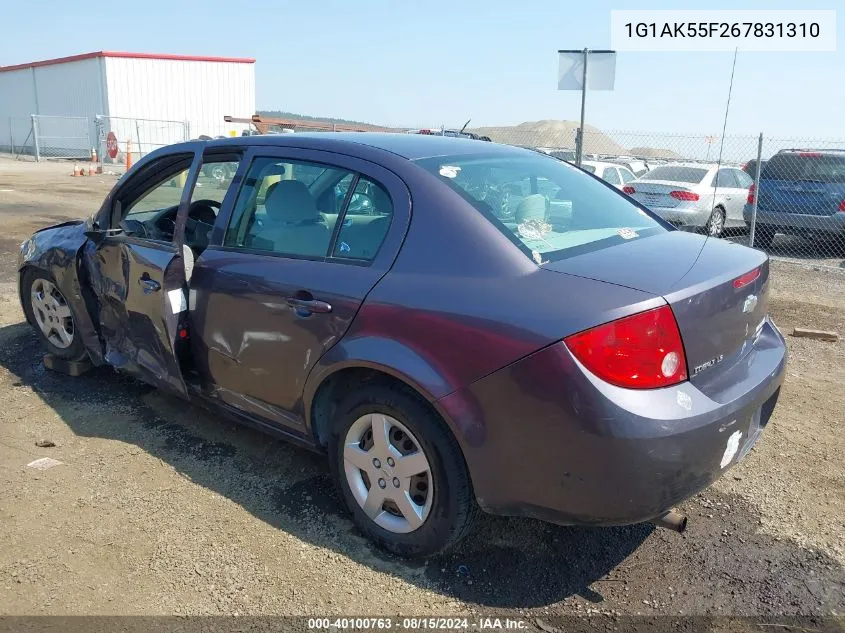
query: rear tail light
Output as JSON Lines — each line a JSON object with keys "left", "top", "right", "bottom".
{"left": 564, "top": 305, "right": 688, "bottom": 390}
{"left": 733, "top": 267, "right": 761, "bottom": 289}
{"left": 798, "top": 152, "right": 822, "bottom": 157}
{"left": 622, "top": 186, "right": 636, "bottom": 194}
{"left": 747, "top": 183, "right": 756, "bottom": 205}
{"left": 670, "top": 190, "right": 700, "bottom": 201}
{"left": 839, "top": 199, "right": 845, "bottom": 212}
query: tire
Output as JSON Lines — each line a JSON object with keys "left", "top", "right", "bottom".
{"left": 328, "top": 383, "right": 477, "bottom": 558}
{"left": 752, "top": 226, "right": 775, "bottom": 249}
{"left": 705, "top": 207, "right": 725, "bottom": 238}
{"left": 21, "top": 268, "right": 88, "bottom": 362}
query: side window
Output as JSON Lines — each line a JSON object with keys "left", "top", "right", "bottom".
{"left": 185, "top": 157, "right": 241, "bottom": 249}
{"left": 713, "top": 169, "right": 739, "bottom": 188}
{"left": 619, "top": 168, "right": 636, "bottom": 184}
{"left": 332, "top": 177, "right": 393, "bottom": 261}
{"left": 734, "top": 169, "right": 753, "bottom": 188}
{"left": 225, "top": 157, "right": 352, "bottom": 259}
{"left": 603, "top": 167, "right": 621, "bottom": 185}
{"left": 118, "top": 156, "right": 194, "bottom": 241}
{"left": 123, "top": 169, "right": 189, "bottom": 221}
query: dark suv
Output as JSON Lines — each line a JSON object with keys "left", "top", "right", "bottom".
{"left": 744, "top": 149, "right": 845, "bottom": 248}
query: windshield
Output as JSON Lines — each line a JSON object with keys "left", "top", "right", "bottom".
{"left": 415, "top": 152, "right": 666, "bottom": 263}
{"left": 639, "top": 165, "right": 708, "bottom": 184}
{"left": 761, "top": 154, "right": 845, "bottom": 183}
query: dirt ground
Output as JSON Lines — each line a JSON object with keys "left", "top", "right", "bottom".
{"left": 1, "top": 157, "right": 843, "bottom": 624}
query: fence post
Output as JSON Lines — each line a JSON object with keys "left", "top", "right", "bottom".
{"left": 31, "top": 115, "right": 40, "bottom": 162}
{"left": 8, "top": 118, "right": 13, "bottom": 155}
{"left": 749, "top": 132, "right": 763, "bottom": 248}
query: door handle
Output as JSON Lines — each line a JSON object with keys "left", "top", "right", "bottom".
{"left": 139, "top": 274, "right": 161, "bottom": 294}
{"left": 286, "top": 297, "right": 332, "bottom": 314}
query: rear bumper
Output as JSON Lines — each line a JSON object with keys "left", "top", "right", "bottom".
{"left": 437, "top": 318, "right": 787, "bottom": 526}
{"left": 646, "top": 205, "right": 710, "bottom": 228}
{"left": 744, "top": 204, "right": 845, "bottom": 233}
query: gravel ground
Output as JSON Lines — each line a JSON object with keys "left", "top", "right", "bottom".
{"left": 1, "top": 158, "right": 844, "bottom": 625}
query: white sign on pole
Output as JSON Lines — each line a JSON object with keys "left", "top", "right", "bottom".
{"left": 558, "top": 51, "right": 617, "bottom": 91}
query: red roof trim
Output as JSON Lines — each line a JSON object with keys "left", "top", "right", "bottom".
{"left": 0, "top": 51, "right": 256, "bottom": 72}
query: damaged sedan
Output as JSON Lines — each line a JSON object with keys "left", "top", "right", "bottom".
{"left": 18, "top": 133, "right": 786, "bottom": 557}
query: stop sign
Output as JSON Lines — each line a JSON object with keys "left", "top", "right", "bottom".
{"left": 106, "top": 132, "right": 119, "bottom": 159}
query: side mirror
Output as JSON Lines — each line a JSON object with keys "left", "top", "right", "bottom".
{"left": 83, "top": 221, "right": 123, "bottom": 243}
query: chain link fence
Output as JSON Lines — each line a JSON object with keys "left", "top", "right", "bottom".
{"left": 0, "top": 117, "right": 37, "bottom": 158}
{"left": 94, "top": 115, "right": 190, "bottom": 165}
{"left": 29, "top": 115, "right": 91, "bottom": 160}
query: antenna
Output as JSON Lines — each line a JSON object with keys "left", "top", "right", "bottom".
{"left": 459, "top": 119, "right": 471, "bottom": 134}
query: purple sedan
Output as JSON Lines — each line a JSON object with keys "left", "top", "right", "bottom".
{"left": 18, "top": 133, "right": 786, "bottom": 557}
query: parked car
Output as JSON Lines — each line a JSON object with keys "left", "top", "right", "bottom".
{"left": 742, "top": 158, "right": 767, "bottom": 179}
{"left": 608, "top": 158, "right": 650, "bottom": 178}
{"left": 19, "top": 134, "right": 785, "bottom": 557}
{"left": 580, "top": 160, "right": 637, "bottom": 189}
{"left": 549, "top": 149, "right": 577, "bottom": 162}
{"left": 624, "top": 163, "right": 754, "bottom": 237}
{"left": 744, "top": 150, "right": 845, "bottom": 248}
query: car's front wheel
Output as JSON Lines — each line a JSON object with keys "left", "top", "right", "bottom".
{"left": 328, "top": 383, "right": 476, "bottom": 558}
{"left": 22, "top": 268, "right": 87, "bottom": 361}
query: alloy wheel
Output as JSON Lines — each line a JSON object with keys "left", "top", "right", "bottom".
{"left": 708, "top": 210, "right": 725, "bottom": 237}
{"left": 30, "top": 278, "right": 74, "bottom": 349}
{"left": 343, "top": 413, "right": 434, "bottom": 534}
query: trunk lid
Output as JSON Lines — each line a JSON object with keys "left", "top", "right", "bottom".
{"left": 542, "top": 231, "right": 769, "bottom": 382}
{"left": 628, "top": 181, "right": 694, "bottom": 208}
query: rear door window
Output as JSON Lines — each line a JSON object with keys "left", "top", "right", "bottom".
{"left": 332, "top": 177, "right": 393, "bottom": 261}
{"left": 761, "top": 154, "right": 845, "bottom": 183}
{"left": 619, "top": 167, "right": 636, "bottom": 184}
{"left": 734, "top": 170, "right": 753, "bottom": 188}
{"left": 712, "top": 169, "right": 739, "bottom": 188}
{"left": 603, "top": 167, "right": 621, "bottom": 185}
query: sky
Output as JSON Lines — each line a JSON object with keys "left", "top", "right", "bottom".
{"left": 0, "top": 0, "right": 842, "bottom": 139}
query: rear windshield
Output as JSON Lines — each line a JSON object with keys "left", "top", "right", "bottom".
{"left": 761, "top": 154, "right": 845, "bottom": 183}
{"left": 640, "top": 165, "right": 708, "bottom": 184}
{"left": 581, "top": 164, "right": 596, "bottom": 174}
{"left": 414, "top": 152, "right": 666, "bottom": 263}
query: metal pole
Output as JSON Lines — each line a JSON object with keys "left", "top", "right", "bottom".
{"left": 576, "top": 48, "right": 588, "bottom": 167}
{"left": 135, "top": 120, "right": 142, "bottom": 161}
{"left": 749, "top": 132, "right": 763, "bottom": 248}
{"left": 31, "top": 115, "right": 40, "bottom": 162}
{"left": 9, "top": 117, "right": 13, "bottom": 155}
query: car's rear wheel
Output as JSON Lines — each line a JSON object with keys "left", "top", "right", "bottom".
{"left": 706, "top": 208, "right": 725, "bottom": 237}
{"left": 328, "top": 383, "right": 476, "bottom": 558}
{"left": 22, "top": 269, "right": 87, "bottom": 361}
{"left": 752, "top": 226, "right": 775, "bottom": 249}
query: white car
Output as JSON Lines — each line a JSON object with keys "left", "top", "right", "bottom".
{"left": 580, "top": 160, "right": 637, "bottom": 190}
{"left": 623, "top": 163, "right": 753, "bottom": 237}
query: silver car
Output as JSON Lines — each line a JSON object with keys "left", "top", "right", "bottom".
{"left": 624, "top": 163, "right": 753, "bottom": 237}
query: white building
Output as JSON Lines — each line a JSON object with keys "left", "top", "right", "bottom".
{"left": 0, "top": 51, "right": 256, "bottom": 159}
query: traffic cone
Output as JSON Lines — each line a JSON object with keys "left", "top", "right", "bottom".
{"left": 89, "top": 148, "right": 98, "bottom": 175}
{"left": 125, "top": 139, "right": 132, "bottom": 170}
{"left": 71, "top": 164, "right": 81, "bottom": 176}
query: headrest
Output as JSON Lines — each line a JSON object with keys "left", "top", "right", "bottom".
{"left": 516, "top": 194, "right": 547, "bottom": 222}
{"left": 264, "top": 180, "right": 318, "bottom": 223}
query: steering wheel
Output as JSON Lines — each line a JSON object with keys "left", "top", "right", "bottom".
{"left": 184, "top": 199, "right": 222, "bottom": 246}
